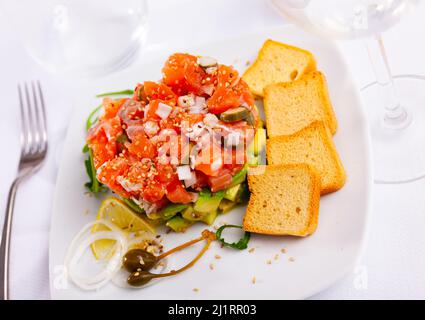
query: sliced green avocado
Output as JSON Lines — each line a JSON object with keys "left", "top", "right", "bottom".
{"left": 194, "top": 189, "right": 225, "bottom": 213}
{"left": 230, "top": 166, "right": 248, "bottom": 187}
{"left": 166, "top": 215, "right": 193, "bottom": 232}
{"left": 182, "top": 205, "right": 203, "bottom": 221}
{"left": 218, "top": 199, "right": 237, "bottom": 214}
{"left": 224, "top": 183, "right": 250, "bottom": 204}
{"left": 160, "top": 203, "right": 189, "bottom": 219}
{"left": 146, "top": 203, "right": 188, "bottom": 220}
{"left": 224, "top": 184, "right": 242, "bottom": 202}
{"left": 237, "top": 183, "right": 250, "bottom": 204}
{"left": 120, "top": 197, "right": 144, "bottom": 214}
{"left": 201, "top": 210, "right": 218, "bottom": 225}
{"left": 248, "top": 127, "right": 266, "bottom": 156}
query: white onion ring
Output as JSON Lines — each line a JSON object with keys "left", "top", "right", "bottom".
{"left": 64, "top": 219, "right": 128, "bottom": 290}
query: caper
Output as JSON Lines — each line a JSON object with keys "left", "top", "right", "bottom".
{"left": 127, "top": 271, "right": 156, "bottom": 287}
{"left": 122, "top": 249, "right": 157, "bottom": 273}
{"left": 135, "top": 84, "right": 147, "bottom": 103}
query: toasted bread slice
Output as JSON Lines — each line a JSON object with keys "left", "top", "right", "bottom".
{"left": 243, "top": 164, "right": 320, "bottom": 236}
{"left": 242, "top": 39, "right": 317, "bottom": 97}
{"left": 267, "top": 121, "right": 346, "bottom": 195}
{"left": 264, "top": 71, "right": 338, "bottom": 137}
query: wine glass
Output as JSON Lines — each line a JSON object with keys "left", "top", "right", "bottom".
{"left": 269, "top": 0, "right": 424, "bottom": 184}
{"left": 0, "top": 0, "right": 148, "bottom": 76}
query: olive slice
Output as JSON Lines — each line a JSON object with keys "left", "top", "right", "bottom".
{"left": 219, "top": 106, "right": 250, "bottom": 122}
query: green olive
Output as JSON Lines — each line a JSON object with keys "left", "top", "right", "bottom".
{"left": 122, "top": 249, "right": 157, "bottom": 273}
{"left": 220, "top": 106, "right": 250, "bottom": 122}
{"left": 127, "top": 271, "right": 156, "bottom": 287}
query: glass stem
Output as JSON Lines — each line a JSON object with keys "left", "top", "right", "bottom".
{"left": 365, "top": 35, "right": 410, "bottom": 128}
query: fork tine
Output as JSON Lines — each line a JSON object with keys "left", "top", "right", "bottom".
{"left": 31, "top": 81, "right": 46, "bottom": 154}
{"left": 23, "top": 82, "right": 37, "bottom": 155}
{"left": 36, "top": 81, "right": 48, "bottom": 153}
{"left": 30, "top": 81, "right": 42, "bottom": 154}
{"left": 17, "top": 84, "right": 30, "bottom": 157}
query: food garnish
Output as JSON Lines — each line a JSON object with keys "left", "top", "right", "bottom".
{"left": 83, "top": 148, "right": 106, "bottom": 194}
{"left": 96, "top": 89, "right": 134, "bottom": 97}
{"left": 91, "top": 197, "right": 155, "bottom": 260}
{"left": 65, "top": 196, "right": 250, "bottom": 290}
{"left": 64, "top": 219, "right": 129, "bottom": 290}
{"left": 215, "top": 224, "right": 251, "bottom": 250}
{"left": 124, "top": 229, "right": 216, "bottom": 287}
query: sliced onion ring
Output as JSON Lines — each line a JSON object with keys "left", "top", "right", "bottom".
{"left": 64, "top": 219, "right": 128, "bottom": 290}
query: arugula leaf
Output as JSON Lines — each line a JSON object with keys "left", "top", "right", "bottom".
{"left": 96, "top": 89, "right": 134, "bottom": 97}
{"left": 216, "top": 225, "right": 251, "bottom": 250}
{"left": 82, "top": 144, "right": 89, "bottom": 153}
{"left": 86, "top": 104, "right": 102, "bottom": 131}
{"left": 84, "top": 148, "right": 106, "bottom": 194}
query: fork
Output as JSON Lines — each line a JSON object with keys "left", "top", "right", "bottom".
{"left": 0, "top": 81, "right": 48, "bottom": 300}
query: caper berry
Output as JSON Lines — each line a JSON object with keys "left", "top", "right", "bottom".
{"left": 127, "top": 271, "right": 156, "bottom": 287}
{"left": 122, "top": 249, "right": 157, "bottom": 273}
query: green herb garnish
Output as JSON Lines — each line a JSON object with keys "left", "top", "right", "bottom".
{"left": 96, "top": 89, "right": 134, "bottom": 97}
{"left": 82, "top": 144, "right": 89, "bottom": 153}
{"left": 84, "top": 148, "right": 106, "bottom": 194}
{"left": 216, "top": 225, "right": 251, "bottom": 250}
{"left": 86, "top": 104, "right": 102, "bottom": 131}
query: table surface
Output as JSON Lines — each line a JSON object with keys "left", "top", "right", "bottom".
{"left": 0, "top": 0, "right": 424, "bottom": 300}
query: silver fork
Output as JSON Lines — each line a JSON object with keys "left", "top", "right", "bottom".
{"left": 0, "top": 81, "right": 48, "bottom": 300}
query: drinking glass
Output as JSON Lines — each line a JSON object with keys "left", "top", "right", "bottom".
{"left": 1, "top": 0, "right": 148, "bottom": 76}
{"left": 269, "top": 0, "right": 424, "bottom": 184}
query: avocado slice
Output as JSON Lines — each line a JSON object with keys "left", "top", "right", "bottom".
{"left": 194, "top": 189, "right": 225, "bottom": 213}
{"left": 224, "top": 184, "right": 242, "bottom": 202}
{"left": 218, "top": 199, "right": 237, "bottom": 214}
{"left": 248, "top": 127, "right": 266, "bottom": 157}
{"left": 224, "top": 183, "right": 250, "bottom": 204}
{"left": 166, "top": 215, "right": 193, "bottom": 232}
{"left": 236, "top": 183, "right": 250, "bottom": 204}
{"left": 230, "top": 167, "right": 248, "bottom": 187}
{"left": 146, "top": 203, "right": 188, "bottom": 220}
{"left": 182, "top": 205, "right": 204, "bottom": 221}
{"left": 201, "top": 210, "right": 218, "bottom": 225}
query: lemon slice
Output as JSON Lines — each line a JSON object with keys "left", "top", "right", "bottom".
{"left": 91, "top": 197, "right": 155, "bottom": 260}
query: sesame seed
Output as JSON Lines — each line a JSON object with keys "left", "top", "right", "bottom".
{"left": 193, "top": 288, "right": 199, "bottom": 292}
{"left": 248, "top": 248, "right": 255, "bottom": 253}
{"left": 288, "top": 257, "right": 295, "bottom": 262}
{"left": 281, "top": 248, "right": 287, "bottom": 254}
{"left": 274, "top": 254, "right": 279, "bottom": 260}
{"left": 266, "top": 260, "right": 272, "bottom": 265}
{"left": 214, "top": 255, "right": 221, "bottom": 260}
{"left": 252, "top": 277, "right": 256, "bottom": 284}
{"left": 209, "top": 263, "right": 214, "bottom": 270}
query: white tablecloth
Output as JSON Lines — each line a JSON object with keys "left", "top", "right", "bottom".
{"left": 0, "top": 0, "right": 424, "bottom": 299}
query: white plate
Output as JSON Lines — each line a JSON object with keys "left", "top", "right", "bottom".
{"left": 49, "top": 26, "right": 372, "bottom": 299}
